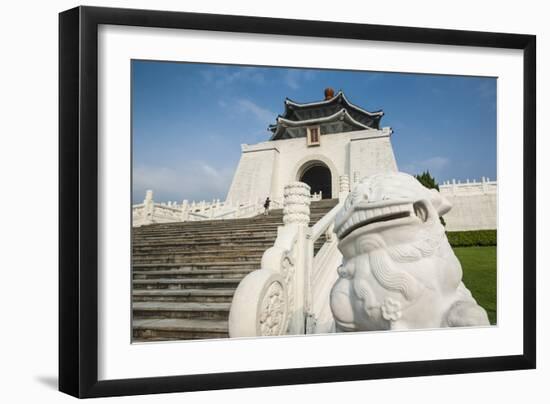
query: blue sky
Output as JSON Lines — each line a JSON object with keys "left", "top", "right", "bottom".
{"left": 132, "top": 60, "right": 496, "bottom": 203}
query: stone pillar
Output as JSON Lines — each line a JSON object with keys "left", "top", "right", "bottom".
{"left": 282, "top": 181, "right": 312, "bottom": 335}
{"left": 180, "top": 200, "right": 189, "bottom": 221}
{"left": 339, "top": 175, "right": 350, "bottom": 201}
{"left": 283, "top": 182, "right": 311, "bottom": 226}
{"left": 481, "top": 176, "right": 488, "bottom": 194}
{"left": 144, "top": 190, "right": 154, "bottom": 225}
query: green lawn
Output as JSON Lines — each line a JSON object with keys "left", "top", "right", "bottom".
{"left": 453, "top": 246, "right": 497, "bottom": 325}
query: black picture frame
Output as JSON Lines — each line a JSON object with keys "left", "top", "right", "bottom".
{"left": 59, "top": 5, "right": 536, "bottom": 398}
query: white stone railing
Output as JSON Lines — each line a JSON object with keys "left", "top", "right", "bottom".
{"left": 305, "top": 175, "right": 349, "bottom": 333}
{"left": 306, "top": 199, "right": 344, "bottom": 334}
{"left": 132, "top": 190, "right": 283, "bottom": 227}
{"left": 439, "top": 177, "right": 497, "bottom": 196}
{"left": 311, "top": 191, "right": 322, "bottom": 201}
{"left": 228, "top": 175, "right": 350, "bottom": 337}
{"left": 228, "top": 182, "right": 311, "bottom": 336}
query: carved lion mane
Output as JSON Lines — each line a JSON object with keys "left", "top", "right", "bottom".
{"left": 330, "top": 172, "right": 490, "bottom": 331}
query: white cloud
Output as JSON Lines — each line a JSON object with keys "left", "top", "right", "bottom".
{"left": 420, "top": 156, "right": 450, "bottom": 170}
{"left": 235, "top": 99, "right": 275, "bottom": 123}
{"left": 133, "top": 161, "right": 235, "bottom": 203}
{"left": 283, "top": 69, "right": 316, "bottom": 90}
{"left": 400, "top": 156, "right": 450, "bottom": 178}
{"left": 201, "top": 67, "right": 266, "bottom": 87}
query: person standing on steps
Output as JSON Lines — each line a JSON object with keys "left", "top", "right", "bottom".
{"left": 263, "top": 197, "right": 271, "bottom": 215}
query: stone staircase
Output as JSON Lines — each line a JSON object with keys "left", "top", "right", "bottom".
{"left": 132, "top": 198, "right": 339, "bottom": 342}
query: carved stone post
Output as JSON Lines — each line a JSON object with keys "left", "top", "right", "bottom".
{"left": 144, "top": 190, "right": 154, "bottom": 225}
{"left": 283, "top": 182, "right": 311, "bottom": 226}
{"left": 339, "top": 174, "right": 350, "bottom": 201}
{"left": 282, "top": 182, "right": 311, "bottom": 334}
{"left": 180, "top": 200, "right": 189, "bottom": 221}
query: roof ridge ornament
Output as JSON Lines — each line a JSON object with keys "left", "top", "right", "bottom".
{"left": 324, "top": 87, "right": 335, "bottom": 100}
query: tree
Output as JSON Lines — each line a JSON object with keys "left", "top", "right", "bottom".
{"left": 414, "top": 171, "right": 445, "bottom": 226}
{"left": 414, "top": 170, "right": 439, "bottom": 191}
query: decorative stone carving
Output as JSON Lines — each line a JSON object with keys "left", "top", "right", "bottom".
{"left": 259, "top": 280, "right": 286, "bottom": 336}
{"left": 279, "top": 248, "right": 296, "bottom": 322}
{"left": 283, "top": 182, "right": 311, "bottom": 226}
{"left": 330, "top": 172, "right": 489, "bottom": 332}
{"left": 229, "top": 267, "right": 290, "bottom": 337}
{"left": 339, "top": 175, "right": 350, "bottom": 194}
{"left": 305, "top": 313, "right": 318, "bottom": 334}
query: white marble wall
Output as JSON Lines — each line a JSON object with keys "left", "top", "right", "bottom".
{"left": 349, "top": 128, "right": 398, "bottom": 186}
{"left": 439, "top": 178, "right": 497, "bottom": 231}
{"left": 226, "top": 145, "right": 278, "bottom": 206}
{"left": 226, "top": 128, "right": 398, "bottom": 203}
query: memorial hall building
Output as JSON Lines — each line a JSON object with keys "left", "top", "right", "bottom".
{"left": 226, "top": 88, "right": 397, "bottom": 204}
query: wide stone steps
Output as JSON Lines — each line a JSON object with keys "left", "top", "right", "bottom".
{"left": 133, "top": 289, "right": 235, "bottom": 303}
{"left": 133, "top": 238, "right": 325, "bottom": 250}
{"left": 133, "top": 245, "right": 277, "bottom": 255}
{"left": 132, "top": 236, "right": 278, "bottom": 247}
{"left": 133, "top": 278, "right": 242, "bottom": 290}
{"left": 134, "top": 226, "right": 281, "bottom": 236}
{"left": 133, "top": 318, "right": 228, "bottom": 340}
{"left": 133, "top": 268, "right": 253, "bottom": 280}
{"left": 133, "top": 242, "right": 328, "bottom": 261}
{"left": 132, "top": 199, "right": 339, "bottom": 342}
{"left": 132, "top": 256, "right": 264, "bottom": 265}
{"left": 133, "top": 302, "right": 231, "bottom": 320}
{"left": 133, "top": 261, "right": 261, "bottom": 271}
{"left": 133, "top": 213, "right": 329, "bottom": 234}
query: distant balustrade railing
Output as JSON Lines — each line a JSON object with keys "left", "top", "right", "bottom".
{"left": 439, "top": 177, "right": 497, "bottom": 196}
{"left": 311, "top": 191, "right": 322, "bottom": 201}
{"left": 132, "top": 190, "right": 286, "bottom": 226}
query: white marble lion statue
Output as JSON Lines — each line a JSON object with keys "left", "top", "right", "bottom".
{"left": 330, "top": 172, "right": 490, "bottom": 331}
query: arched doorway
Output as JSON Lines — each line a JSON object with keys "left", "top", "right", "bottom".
{"left": 299, "top": 163, "right": 332, "bottom": 199}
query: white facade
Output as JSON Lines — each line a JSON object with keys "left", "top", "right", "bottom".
{"left": 226, "top": 127, "right": 397, "bottom": 204}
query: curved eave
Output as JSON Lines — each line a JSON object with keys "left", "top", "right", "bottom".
{"left": 284, "top": 90, "right": 384, "bottom": 118}
{"left": 269, "top": 108, "right": 373, "bottom": 140}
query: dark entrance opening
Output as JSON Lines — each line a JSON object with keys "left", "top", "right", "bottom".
{"left": 300, "top": 164, "right": 332, "bottom": 199}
